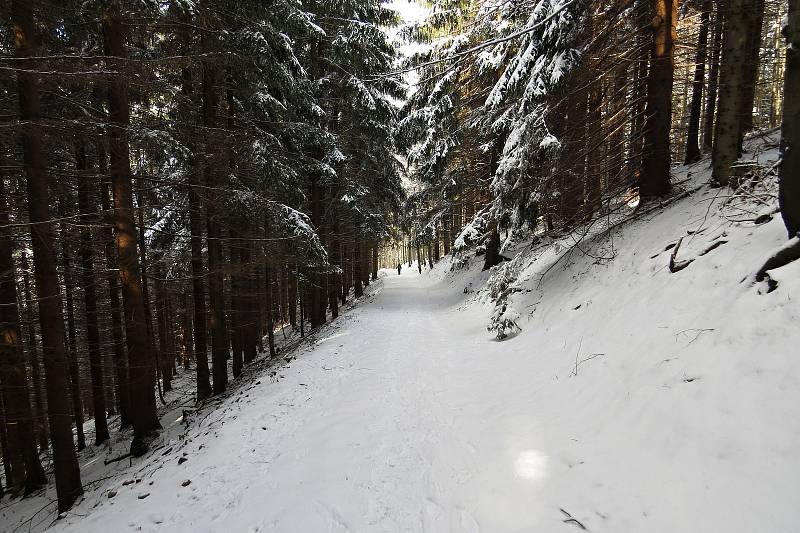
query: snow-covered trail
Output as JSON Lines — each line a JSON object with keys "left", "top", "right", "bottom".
{"left": 204, "top": 269, "right": 552, "bottom": 532}
{"left": 57, "top": 268, "right": 551, "bottom": 533}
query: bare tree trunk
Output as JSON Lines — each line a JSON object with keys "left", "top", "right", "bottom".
{"left": 685, "top": 0, "right": 711, "bottom": 163}
{"left": 200, "top": 3, "right": 228, "bottom": 395}
{"left": 76, "top": 142, "right": 109, "bottom": 444}
{"left": 353, "top": 240, "right": 363, "bottom": 297}
{"left": 188, "top": 167, "right": 211, "bottom": 398}
{"left": 780, "top": 0, "right": 800, "bottom": 237}
{"left": 372, "top": 245, "right": 378, "bottom": 281}
{"left": 242, "top": 239, "right": 257, "bottom": 364}
{"left": 135, "top": 189, "right": 162, "bottom": 405}
{"left": 712, "top": 0, "right": 751, "bottom": 186}
{"left": 20, "top": 255, "right": 47, "bottom": 450}
{"left": 703, "top": 5, "right": 723, "bottom": 152}
{"left": 362, "top": 241, "right": 370, "bottom": 288}
{"left": 340, "top": 242, "right": 349, "bottom": 304}
{"left": 58, "top": 223, "right": 85, "bottom": 451}
{"left": 0, "top": 396, "right": 16, "bottom": 495}
{"left": 98, "top": 147, "right": 130, "bottom": 427}
{"left": 328, "top": 223, "right": 340, "bottom": 319}
{"left": 229, "top": 229, "right": 244, "bottom": 378}
{"left": 12, "top": 0, "right": 83, "bottom": 510}
{"left": 177, "top": 9, "right": 212, "bottom": 400}
{"left": 0, "top": 174, "right": 46, "bottom": 494}
{"left": 103, "top": 4, "right": 161, "bottom": 455}
{"left": 288, "top": 257, "right": 297, "bottom": 327}
{"left": 740, "top": 0, "right": 765, "bottom": 137}
{"left": 153, "top": 270, "right": 170, "bottom": 393}
{"left": 265, "top": 257, "right": 276, "bottom": 358}
{"left": 640, "top": 0, "right": 676, "bottom": 198}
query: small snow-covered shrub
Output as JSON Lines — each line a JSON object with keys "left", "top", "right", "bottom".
{"left": 488, "top": 303, "right": 521, "bottom": 340}
{"left": 486, "top": 254, "right": 524, "bottom": 339}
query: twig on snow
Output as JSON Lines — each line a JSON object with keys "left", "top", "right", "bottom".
{"left": 560, "top": 508, "right": 588, "bottom": 530}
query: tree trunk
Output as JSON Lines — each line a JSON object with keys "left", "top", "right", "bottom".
{"left": 362, "top": 241, "right": 370, "bottom": 288}
{"left": 265, "top": 258, "right": 276, "bottom": 358}
{"left": 703, "top": 6, "right": 723, "bottom": 152}
{"left": 0, "top": 175, "right": 46, "bottom": 494}
{"left": 483, "top": 226, "right": 502, "bottom": 271}
{"left": 229, "top": 230, "right": 244, "bottom": 378}
{"left": 242, "top": 239, "right": 257, "bottom": 364}
{"left": 98, "top": 147, "right": 130, "bottom": 427}
{"left": 0, "top": 395, "right": 16, "bottom": 495}
{"left": 740, "top": 0, "right": 765, "bottom": 137}
{"left": 59, "top": 224, "right": 85, "bottom": 451}
{"left": 353, "top": 241, "right": 363, "bottom": 297}
{"left": 200, "top": 5, "right": 229, "bottom": 395}
{"left": 712, "top": 0, "right": 751, "bottom": 186}
{"left": 288, "top": 257, "right": 297, "bottom": 327}
{"left": 685, "top": 0, "right": 711, "bottom": 163}
{"left": 20, "top": 256, "right": 47, "bottom": 451}
{"left": 372, "top": 245, "right": 378, "bottom": 281}
{"left": 103, "top": 4, "right": 161, "bottom": 455}
{"left": 155, "top": 274, "right": 172, "bottom": 392}
{"left": 340, "top": 242, "right": 349, "bottom": 304}
{"left": 328, "top": 224, "right": 340, "bottom": 319}
{"left": 76, "top": 142, "right": 109, "bottom": 444}
{"left": 181, "top": 291, "right": 194, "bottom": 369}
{"left": 178, "top": 13, "right": 212, "bottom": 400}
{"left": 188, "top": 164, "right": 211, "bottom": 399}
{"left": 640, "top": 0, "right": 676, "bottom": 198}
{"left": 780, "top": 0, "right": 800, "bottom": 237}
{"left": 12, "top": 0, "right": 83, "bottom": 510}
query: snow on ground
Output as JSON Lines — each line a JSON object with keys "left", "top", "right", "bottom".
{"left": 2, "top": 132, "right": 799, "bottom": 532}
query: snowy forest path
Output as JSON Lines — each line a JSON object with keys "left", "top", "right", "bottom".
{"left": 57, "top": 267, "right": 549, "bottom": 533}
{"left": 227, "top": 268, "right": 550, "bottom": 533}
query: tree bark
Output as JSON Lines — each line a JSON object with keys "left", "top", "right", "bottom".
{"left": 265, "top": 257, "right": 276, "bottom": 358}
{"left": 703, "top": 5, "right": 723, "bottom": 152}
{"left": 12, "top": 0, "right": 83, "bottom": 510}
{"left": 353, "top": 240, "right": 363, "bottom": 297}
{"left": 231, "top": 235, "right": 244, "bottom": 377}
{"left": 20, "top": 255, "right": 47, "bottom": 451}
{"left": 685, "top": 0, "right": 711, "bottom": 163}
{"left": 98, "top": 147, "right": 131, "bottom": 427}
{"left": 780, "top": 0, "right": 800, "bottom": 237}
{"left": 76, "top": 142, "right": 109, "bottom": 444}
{"left": 155, "top": 275, "right": 172, "bottom": 392}
{"left": 640, "top": 0, "right": 676, "bottom": 198}
{"left": 288, "top": 257, "right": 297, "bottom": 327}
{"left": 362, "top": 241, "right": 370, "bottom": 288}
{"left": 178, "top": 10, "right": 212, "bottom": 400}
{"left": 372, "top": 245, "right": 378, "bottom": 281}
{"left": 740, "top": 0, "right": 765, "bottom": 137}
{"left": 200, "top": 2, "right": 229, "bottom": 395}
{"left": 58, "top": 222, "right": 85, "bottom": 451}
{"left": 102, "top": 3, "right": 161, "bottom": 455}
{"left": 712, "top": 0, "right": 751, "bottom": 186}
{"left": 0, "top": 175, "right": 46, "bottom": 494}
{"left": 242, "top": 239, "right": 257, "bottom": 364}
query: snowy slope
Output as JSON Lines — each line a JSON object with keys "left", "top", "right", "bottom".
{"left": 2, "top": 134, "right": 798, "bottom": 532}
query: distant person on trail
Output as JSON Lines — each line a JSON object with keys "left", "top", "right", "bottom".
{"left": 418, "top": 261, "right": 422, "bottom": 274}
{"left": 397, "top": 263, "right": 402, "bottom": 275}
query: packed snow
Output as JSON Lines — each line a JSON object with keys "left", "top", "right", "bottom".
{"left": 2, "top": 133, "right": 798, "bottom": 532}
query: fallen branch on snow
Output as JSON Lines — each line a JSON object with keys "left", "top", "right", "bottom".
{"left": 669, "top": 237, "right": 694, "bottom": 273}
{"left": 560, "top": 508, "right": 588, "bottom": 530}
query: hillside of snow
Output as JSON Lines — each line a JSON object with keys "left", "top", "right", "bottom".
{"left": 2, "top": 132, "right": 797, "bottom": 532}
